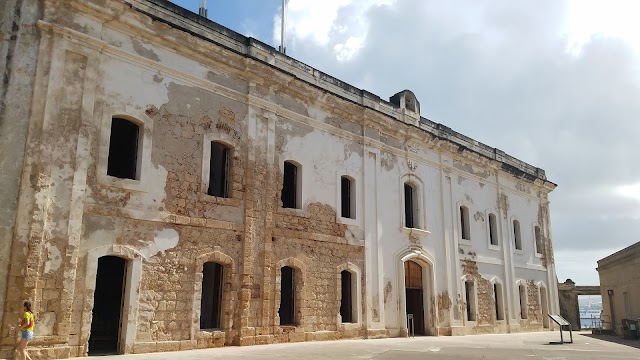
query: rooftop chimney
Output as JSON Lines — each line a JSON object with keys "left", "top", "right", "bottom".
{"left": 199, "top": 0, "right": 208, "bottom": 18}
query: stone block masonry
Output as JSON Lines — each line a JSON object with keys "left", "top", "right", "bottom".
{"left": 0, "top": 0, "right": 559, "bottom": 358}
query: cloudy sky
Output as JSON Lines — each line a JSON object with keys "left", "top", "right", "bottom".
{"left": 172, "top": 0, "right": 640, "bottom": 285}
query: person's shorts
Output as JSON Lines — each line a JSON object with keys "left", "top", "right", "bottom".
{"left": 21, "top": 330, "right": 33, "bottom": 340}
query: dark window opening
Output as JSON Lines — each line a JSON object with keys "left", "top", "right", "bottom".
{"left": 519, "top": 284, "right": 528, "bottom": 319}
{"left": 282, "top": 162, "right": 299, "bottom": 209}
{"left": 404, "top": 183, "right": 415, "bottom": 228}
{"left": 341, "top": 176, "right": 355, "bottom": 219}
{"left": 200, "top": 262, "right": 223, "bottom": 329}
{"left": 514, "top": 220, "right": 522, "bottom": 250}
{"left": 107, "top": 118, "right": 140, "bottom": 180}
{"left": 279, "top": 266, "right": 295, "bottom": 325}
{"left": 489, "top": 213, "right": 498, "bottom": 246}
{"left": 89, "top": 256, "right": 126, "bottom": 355}
{"left": 494, "top": 283, "right": 504, "bottom": 321}
{"left": 534, "top": 226, "right": 542, "bottom": 254}
{"left": 465, "top": 280, "right": 476, "bottom": 321}
{"left": 340, "top": 270, "right": 353, "bottom": 323}
{"left": 208, "top": 142, "right": 231, "bottom": 198}
{"left": 460, "top": 206, "right": 470, "bottom": 240}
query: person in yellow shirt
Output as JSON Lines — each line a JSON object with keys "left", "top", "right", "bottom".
{"left": 15, "top": 301, "right": 34, "bottom": 360}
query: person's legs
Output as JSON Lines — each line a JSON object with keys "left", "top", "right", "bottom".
{"left": 23, "top": 339, "right": 32, "bottom": 360}
{"left": 16, "top": 338, "right": 26, "bottom": 360}
{"left": 17, "top": 332, "right": 33, "bottom": 360}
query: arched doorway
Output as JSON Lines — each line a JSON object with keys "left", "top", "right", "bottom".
{"left": 89, "top": 256, "right": 127, "bottom": 355}
{"left": 404, "top": 260, "right": 425, "bottom": 335}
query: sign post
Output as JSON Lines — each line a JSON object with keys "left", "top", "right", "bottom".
{"left": 407, "top": 314, "right": 414, "bottom": 338}
{"left": 548, "top": 314, "right": 573, "bottom": 344}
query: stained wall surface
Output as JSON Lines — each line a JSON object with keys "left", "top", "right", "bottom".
{"left": 0, "top": 0, "right": 560, "bottom": 358}
{"left": 597, "top": 242, "right": 640, "bottom": 335}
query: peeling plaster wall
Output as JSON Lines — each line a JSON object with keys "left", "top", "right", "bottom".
{"left": 0, "top": 0, "right": 43, "bottom": 333}
{"left": 1, "top": 0, "right": 559, "bottom": 358}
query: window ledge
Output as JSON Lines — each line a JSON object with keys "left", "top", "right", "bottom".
{"left": 513, "top": 249, "right": 524, "bottom": 254}
{"left": 100, "top": 175, "right": 148, "bottom": 193}
{"left": 199, "top": 193, "right": 242, "bottom": 207}
{"left": 401, "top": 227, "right": 431, "bottom": 239}
{"left": 535, "top": 252, "right": 543, "bottom": 258}
{"left": 278, "top": 207, "right": 307, "bottom": 217}
{"left": 488, "top": 244, "right": 501, "bottom": 251}
{"left": 338, "top": 216, "right": 358, "bottom": 226}
{"left": 459, "top": 239, "right": 472, "bottom": 247}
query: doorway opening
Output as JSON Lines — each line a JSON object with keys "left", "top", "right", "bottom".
{"left": 89, "top": 256, "right": 127, "bottom": 355}
{"left": 404, "top": 260, "right": 425, "bottom": 335}
{"left": 340, "top": 270, "right": 356, "bottom": 323}
{"left": 279, "top": 266, "right": 296, "bottom": 325}
{"left": 578, "top": 294, "right": 603, "bottom": 329}
{"left": 200, "top": 262, "right": 224, "bottom": 329}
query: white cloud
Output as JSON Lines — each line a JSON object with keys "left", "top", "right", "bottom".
{"left": 273, "top": 0, "right": 396, "bottom": 61}
{"left": 270, "top": 0, "right": 640, "bottom": 284}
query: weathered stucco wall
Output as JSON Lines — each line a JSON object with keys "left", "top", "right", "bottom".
{"left": 597, "top": 242, "right": 640, "bottom": 335}
{"left": 0, "top": 0, "right": 43, "bottom": 334}
{"left": 0, "top": 0, "right": 559, "bottom": 358}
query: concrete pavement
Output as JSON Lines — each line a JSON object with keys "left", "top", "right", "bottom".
{"left": 80, "top": 331, "right": 640, "bottom": 360}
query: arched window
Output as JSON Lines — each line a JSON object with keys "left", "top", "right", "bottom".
{"left": 519, "top": 282, "right": 528, "bottom": 319}
{"left": 488, "top": 213, "right": 498, "bottom": 246}
{"left": 464, "top": 278, "right": 477, "bottom": 321}
{"left": 340, "top": 270, "right": 356, "bottom": 323}
{"left": 460, "top": 206, "right": 471, "bottom": 240}
{"left": 282, "top": 161, "right": 301, "bottom": 209}
{"left": 107, "top": 117, "right": 141, "bottom": 180}
{"left": 513, "top": 220, "right": 522, "bottom": 250}
{"left": 279, "top": 266, "right": 296, "bottom": 325}
{"left": 200, "top": 262, "right": 224, "bottom": 329}
{"left": 534, "top": 226, "right": 542, "bottom": 254}
{"left": 404, "top": 182, "right": 419, "bottom": 228}
{"left": 207, "top": 142, "right": 231, "bottom": 198}
{"left": 341, "top": 176, "right": 355, "bottom": 219}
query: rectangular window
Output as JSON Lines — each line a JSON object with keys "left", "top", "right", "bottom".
{"left": 282, "top": 162, "right": 298, "bottom": 209}
{"left": 208, "top": 142, "right": 230, "bottom": 198}
{"left": 489, "top": 213, "right": 498, "bottom": 246}
{"left": 107, "top": 118, "right": 140, "bottom": 180}
{"left": 460, "top": 206, "right": 470, "bottom": 240}
{"left": 519, "top": 284, "right": 528, "bottom": 319}
{"left": 514, "top": 220, "right": 522, "bottom": 250}
{"left": 534, "top": 226, "right": 542, "bottom": 254}
{"left": 341, "top": 176, "right": 355, "bottom": 219}
{"left": 404, "top": 183, "right": 414, "bottom": 228}
{"left": 494, "top": 283, "right": 504, "bottom": 321}
{"left": 465, "top": 280, "right": 476, "bottom": 321}
{"left": 200, "top": 262, "right": 223, "bottom": 329}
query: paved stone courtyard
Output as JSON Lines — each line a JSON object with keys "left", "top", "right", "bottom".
{"left": 75, "top": 332, "right": 639, "bottom": 360}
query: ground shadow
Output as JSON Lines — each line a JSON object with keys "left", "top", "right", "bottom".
{"left": 583, "top": 333, "right": 640, "bottom": 350}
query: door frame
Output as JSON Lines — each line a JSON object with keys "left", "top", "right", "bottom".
{"left": 85, "top": 245, "right": 142, "bottom": 355}
{"left": 396, "top": 248, "right": 436, "bottom": 336}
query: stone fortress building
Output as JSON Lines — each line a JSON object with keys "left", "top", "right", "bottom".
{"left": 0, "top": 0, "right": 559, "bottom": 358}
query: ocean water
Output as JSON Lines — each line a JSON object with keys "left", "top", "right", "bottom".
{"left": 580, "top": 316, "right": 600, "bottom": 329}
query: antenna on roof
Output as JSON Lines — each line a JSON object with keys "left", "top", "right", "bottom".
{"left": 199, "top": 0, "right": 208, "bottom": 18}
{"left": 279, "top": 0, "right": 287, "bottom": 54}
